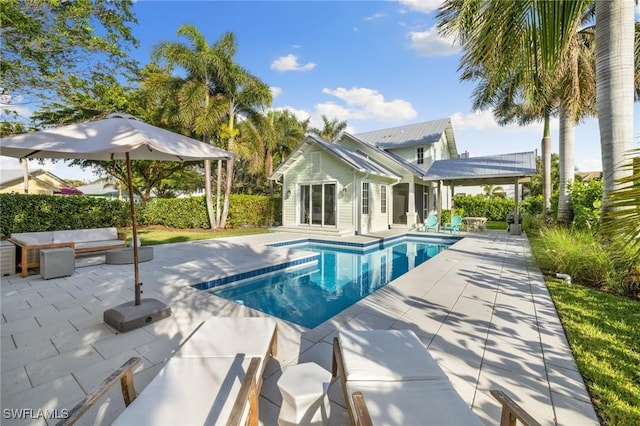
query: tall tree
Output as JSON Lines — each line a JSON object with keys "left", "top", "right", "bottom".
{"left": 236, "top": 109, "right": 307, "bottom": 193}
{"left": 153, "top": 26, "right": 233, "bottom": 229}
{"left": 2, "top": 0, "right": 138, "bottom": 104}
{"left": 210, "top": 33, "right": 272, "bottom": 226}
{"left": 310, "top": 115, "right": 347, "bottom": 141}
{"left": 595, "top": 1, "right": 635, "bottom": 218}
{"left": 438, "top": 0, "right": 591, "bottom": 218}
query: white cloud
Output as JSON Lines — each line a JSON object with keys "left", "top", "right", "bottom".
{"left": 409, "top": 26, "right": 460, "bottom": 57}
{"left": 398, "top": 0, "right": 443, "bottom": 14}
{"left": 271, "top": 54, "right": 316, "bottom": 72}
{"left": 320, "top": 87, "right": 417, "bottom": 121}
{"left": 272, "top": 106, "right": 311, "bottom": 123}
{"left": 270, "top": 86, "right": 282, "bottom": 98}
{"left": 364, "top": 13, "right": 385, "bottom": 21}
{"left": 450, "top": 110, "right": 558, "bottom": 133}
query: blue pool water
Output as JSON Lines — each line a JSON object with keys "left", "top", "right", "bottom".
{"left": 199, "top": 236, "right": 456, "bottom": 328}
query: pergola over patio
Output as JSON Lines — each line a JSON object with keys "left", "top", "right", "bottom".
{"left": 423, "top": 151, "right": 537, "bottom": 234}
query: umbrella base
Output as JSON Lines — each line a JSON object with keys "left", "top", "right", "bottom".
{"left": 104, "top": 298, "right": 172, "bottom": 333}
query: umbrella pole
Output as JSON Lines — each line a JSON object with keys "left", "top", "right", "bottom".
{"left": 125, "top": 153, "right": 141, "bottom": 305}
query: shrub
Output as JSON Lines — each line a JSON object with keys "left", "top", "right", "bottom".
{"left": 138, "top": 194, "right": 277, "bottom": 229}
{"left": 0, "top": 193, "right": 130, "bottom": 236}
{"left": 453, "top": 194, "right": 513, "bottom": 221}
{"left": 530, "top": 226, "right": 613, "bottom": 286}
{"left": 570, "top": 179, "right": 603, "bottom": 231}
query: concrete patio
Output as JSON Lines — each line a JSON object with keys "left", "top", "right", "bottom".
{"left": 0, "top": 230, "right": 599, "bottom": 425}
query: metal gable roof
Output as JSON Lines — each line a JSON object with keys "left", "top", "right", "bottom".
{"left": 423, "top": 151, "right": 537, "bottom": 184}
{"left": 309, "top": 135, "right": 401, "bottom": 179}
{"left": 270, "top": 135, "right": 401, "bottom": 181}
{"left": 354, "top": 118, "right": 451, "bottom": 149}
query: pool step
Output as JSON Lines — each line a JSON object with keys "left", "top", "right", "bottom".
{"left": 270, "top": 226, "right": 355, "bottom": 237}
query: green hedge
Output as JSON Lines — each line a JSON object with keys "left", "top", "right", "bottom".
{"left": 138, "top": 194, "right": 279, "bottom": 229}
{"left": 0, "top": 193, "right": 130, "bottom": 236}
{"left": 1, "top": 193, "right": 280, "bottom": 236}
{"left": 453, "top": 195, "right": 515, "bottom": 221}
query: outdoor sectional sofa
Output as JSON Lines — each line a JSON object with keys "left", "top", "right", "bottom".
{"left": 10, "top": 227, "right": 127, "bottom": 277}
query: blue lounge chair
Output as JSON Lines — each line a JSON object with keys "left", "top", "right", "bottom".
{"left": 423, "top": 214, "right": 439, "bottom": 233}
{"left": 444, "top": 215, "right": 462, "bottom": 234}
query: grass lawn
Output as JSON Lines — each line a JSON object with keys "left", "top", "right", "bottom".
{"left": 546, "top": 278, "right": 640, "bottom": 425}
{"left": 485, "top": 220, "right": 507, "bottom": 230}
{"left": 122, "top": 226, "right": 269, "bottom": 245}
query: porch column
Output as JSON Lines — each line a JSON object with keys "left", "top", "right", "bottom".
{"left": 406, "top": 181, "right": 417, "bottom": 229}
{"left": 509, "top": 177, "right": 522, "bottom": 235}
{"left": 437, "top": 181, "right": 442, "bottom": 228}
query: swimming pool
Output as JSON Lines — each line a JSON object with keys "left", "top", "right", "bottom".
{"left": 195, "top": 235, "right": 457, "bottom": 328}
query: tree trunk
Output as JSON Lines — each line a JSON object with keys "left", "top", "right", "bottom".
{"left": 216, "top": 159, "right": 222, "bottom": 225}
{"left": 266, "top": 151, "right": 274, "bottom": 195}
{"left": 595, "top": 0, "right": 634, "bottom": 218}
{"left": 541, "top": 114, "right": 552, "bottom": 217}
{"left": 220, "top": 158, "right": 234, "bottom": 229}
{"left": 220, "top": 113, "right": 236, "bottom": 228}
{"left": 204, "top": 159, "right": 217, "bottom": 229}
{"left": 557, "top": 104, "right": 575, "bottom": 224}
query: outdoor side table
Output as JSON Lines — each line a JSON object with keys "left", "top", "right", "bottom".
{"left": 277, "top": 362, "right": 331, "bottom": 426}
{"left": 40, "top": 247, "right": 75, "bottom": 279}
{"left": 1, "top": 240, "right": 16, "bottom": 276}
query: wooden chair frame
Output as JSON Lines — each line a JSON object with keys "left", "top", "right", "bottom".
{"left": 332, "top": 336, "right": 541, "bottom": 426}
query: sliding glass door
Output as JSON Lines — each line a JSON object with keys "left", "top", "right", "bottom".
{"left": 299, "top": 183, "right": 336, "bottom": 226}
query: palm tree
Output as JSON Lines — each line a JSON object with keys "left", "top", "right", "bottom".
{"left": 595, "top": 1, "right": 635, "bottom": 218}
{"left": 236, "top": 109, "right": 306, "bottom": 193}
{"left": 483, "top": 184, "right": 505, "bottom": 199}
{"left": 152, "top": 25, "right": 230, "bottom": 229}
{"left": 210, "top": 37, "right": 272, "bottom": 226}
{"left": 438, "top": 1, "right": 590, "bottom": 219}
{"left": 310, "top": 114, "right": 347, "bottom": 141}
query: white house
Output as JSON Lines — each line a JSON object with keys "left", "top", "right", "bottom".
{"left": 270, "top": 118, "right": 536, "bottom": 236}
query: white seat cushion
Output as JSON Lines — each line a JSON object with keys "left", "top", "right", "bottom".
{"left": 74, "top": 239, "right": 123, "bottom": 251}
{"left": 176, "top": 317, "right": 276, "bottom": 359}
{"left": 11, "top": 232, "right": 53, "bottom": 245}
{"left": 53, "top": 227, "right": 117, "bottom": 244}
{"left": 112, "top": 356, "right": 251, "bottom": 426}
{"left": 338, "top": 330, "right": 447, "bottom": 381}
{"left": 346, "top": 379, "right": 483, "bottom": 426}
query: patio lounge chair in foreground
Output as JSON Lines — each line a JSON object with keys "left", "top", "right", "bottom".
{"left": 57, "top": 317, "right": 278, "bottom": 426}
{"left": 332, "top": 329, "right": 540, "bottom": 426}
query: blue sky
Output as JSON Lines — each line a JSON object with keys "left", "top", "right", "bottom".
{"left": 3, "top": 0, "right": 640, "bottom": 182}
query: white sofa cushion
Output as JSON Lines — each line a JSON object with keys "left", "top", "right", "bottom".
{"left": 53, "top": 227, "right": 118, "bottom": 244}
{"left": 112, "top": 357, "right": 251, "bottom": 426}
{"left": 338, "top": 329, "right": 448, "bottom": 381}
{"left": 345, "top": 379, "right": 483, "bottom": 426}
{"left": 176, "top": 317, "right": 277, "bottom": 376}
{"left": 10, "top": 232, "right": 53, "bottom": 246}
{"left": 74, "top": 240, "right": 124, "bottom": 251}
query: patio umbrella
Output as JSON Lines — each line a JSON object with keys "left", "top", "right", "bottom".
{"left": 0, "top": 113, "right": 234, "bottom": 330}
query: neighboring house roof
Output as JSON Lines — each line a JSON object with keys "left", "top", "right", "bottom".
{"left": 0, "top": 168, "right": 72, "bottom": 190}
{"left": 354, "top": 118, "right": 458, "bottom": 158}
{"left": 576, "top": 171, "right": 602, "bottom": 181}
{"left": 76, "top": 182, "right": 119, "bottom": 196}
{"left": 271, "top": 135, "right": 401, "bottom": 181}
{"left": 424, "top": 151, "right": 537, "bottom": 185}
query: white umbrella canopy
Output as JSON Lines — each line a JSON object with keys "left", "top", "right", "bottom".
{"left": 0, "top": 114, "right": 233, "bottom": 331}
{"left": 0, "top": 113, "right": 234, "bottom": 161}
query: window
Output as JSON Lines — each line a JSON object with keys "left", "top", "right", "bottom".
{"left": 380, "top": 185, "right": 387, "bottom": 213}
{"left": 362, "top": 182, "right": 370, "bottom": 215}
{"left": 417, "top": 147, "right": 424, "bottom": 164}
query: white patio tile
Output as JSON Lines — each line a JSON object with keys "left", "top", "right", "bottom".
{"left": 1, "top": 366, "right": 32, "bottom": 400}
{"left": 12, "top": 321, "right": 76, "bottom": 349}
{"left": 91, "top": 328, "right": 157, "bottom": 359}
{"left": 25, "top": 345, "right": 104, "bottom": 386}
{"left": 0, "top": 231, "right": 598, "bottom": 426}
